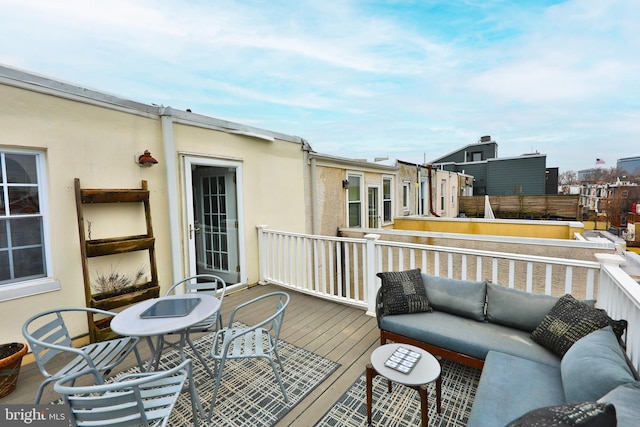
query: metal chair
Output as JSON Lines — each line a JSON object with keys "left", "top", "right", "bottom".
{"left": 54, "top": 359, "right": 200, "bottom": 427}
{"left": 207, "top": 291, "right": 290, "bottom": 421}
{"left": 164, "top": 274, "right": 227, "bottom": 332}
{"left": 22, "top": 307, "right": 143, "bottom": 404}
{"left": 162, "top": 274, "right": 226, "bottom": 375}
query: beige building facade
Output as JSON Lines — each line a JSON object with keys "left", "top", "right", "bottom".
{"left": 0, "top": 66, "right": 309, "bottom": 343}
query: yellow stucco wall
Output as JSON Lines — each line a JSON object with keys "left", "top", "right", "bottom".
{"left": 0, "top": 81, "right": 306, "bottom": 344}
{"left": 394, "top": 216, "right": 584, "bottom": 240}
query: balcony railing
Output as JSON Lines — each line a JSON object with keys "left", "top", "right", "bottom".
{"left": 257, "top": 226, "right": 640, "bottom": 372}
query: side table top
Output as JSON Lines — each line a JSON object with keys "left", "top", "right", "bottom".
{"left": 371, "top": 343, "right": 441, "bottom": 386}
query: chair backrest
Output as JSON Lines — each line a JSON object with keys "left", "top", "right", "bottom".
{"left": 165, "top": 274, "right": 227, "bottom": 306}
{"left": 227, "top": 291, "right": 290, "bottom": 340}
{"left": 54, "top": 359, "right": 193, "bottom": 427}
{"left": 22, "top": 308, "right": 86, "bottom": 376}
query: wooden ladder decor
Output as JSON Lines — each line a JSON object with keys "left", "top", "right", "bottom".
{"left": 74, "top": 178, "right": 160, "bottom": 343}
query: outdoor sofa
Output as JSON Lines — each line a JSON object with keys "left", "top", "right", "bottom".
{"left": 375, "top": 269, "right": 640, "bottom": 426}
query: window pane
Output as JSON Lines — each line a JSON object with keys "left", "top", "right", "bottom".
{"left": 9, "top": 187, "right": 40, "bottom": 214}
{"left": 6, "top": 154, "right": 38, "bottom": 184}
{"left": 0, "top": 220, "right": 6, "bottom": 247}
{"left": 384, "top": 201, "right": 391, "bottom": 222}
{"left": 0, "top": 252, "right": 9, "bottom": 282}
{"left": 13, "top": 247, "right": 45, "bottom": 278}
{"left": 348, "top": 176, "right": 360, "bottom": 201}
{"left": 383, "top": 179, "right": 391, "bottom": 198}
{"left": 11, "top": 217, "right": 43, "bottom": 246}
{"left": 348, "top": 203, "right": 361, "bottom": 227}
{"left": 0, "top": 192, "right": 4, "bottom": 215}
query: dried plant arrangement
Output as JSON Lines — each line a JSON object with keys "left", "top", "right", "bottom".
{"left": 92, "top": 264, "right": 146, "bottom": 297}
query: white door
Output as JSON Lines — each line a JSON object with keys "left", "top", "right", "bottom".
{"left": 184, "top": 157, "right": 245, "bottom": 285}
{"left": 367, "top": 185, "right": 381, "bottom": 228}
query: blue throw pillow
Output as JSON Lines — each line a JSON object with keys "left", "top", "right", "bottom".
{"left": 561, "top": 326, "right": 635, "bottom": 403}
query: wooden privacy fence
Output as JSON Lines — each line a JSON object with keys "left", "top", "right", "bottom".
{"left": 460, "top": 195, "right": 580, "bottom": 219}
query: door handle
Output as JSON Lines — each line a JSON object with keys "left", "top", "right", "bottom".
{"left": 189, "top": 224, "right": 201, "bottom": 239}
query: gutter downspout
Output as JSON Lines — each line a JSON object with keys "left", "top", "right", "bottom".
{"left": 310, "top": 156, "right": 319, "bottom": 235}
{"left": 427, "top": 164, "right": 440, "bottom": 217}
{"left": 159, "top": 107, "right": 182, "bottom": 284}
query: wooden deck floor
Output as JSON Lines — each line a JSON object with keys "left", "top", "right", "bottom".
{"left": 4, "top": 284, "right": 381, "bottom": 426}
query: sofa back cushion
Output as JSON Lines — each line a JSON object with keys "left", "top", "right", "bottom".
{"left": 561, "top": 326, "right": 635, "bottom": 403}
{"left": 486, "top": 283, "right": 561, "bottom": 332}
{"left": 422, "top": 274, "right": 487, "bottom": 321}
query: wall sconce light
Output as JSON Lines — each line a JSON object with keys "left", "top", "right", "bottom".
{"left": 342, "top": 179, "right": 350, "bottom": 189}
{"left": 135, "top": 150, "right": 158, "bottom": 167}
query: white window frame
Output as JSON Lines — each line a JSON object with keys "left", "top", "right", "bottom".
{"left": 402, "top": 181, "right": 410, "bottom": 211}
{"left": 346, "top": 173, "right": 364, "bottom": 228}
{"left": 0, "top": 148, "right": 58, "bottom": 302}
{"left": 382, "top": 176, "right": 393, "bottom": 224}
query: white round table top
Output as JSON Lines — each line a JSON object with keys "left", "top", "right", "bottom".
{"left": 371, "top": 343, "right": 441, "bottom": 386}
{"left": 111, "top": 293, "right": 220, "bottom": 337}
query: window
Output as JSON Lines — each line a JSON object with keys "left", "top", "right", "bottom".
{"left": 402, "top": 181, "right": 410, "bottom": 210}
{"left": 383, "top": 177, "right": 392, "bottom": 223}
{"left": 471, "top": 152, "right": 482, "bottom": 162}
{"left": 0, "top": 150, "right": 48, "bottom": 286}
{"left": 347, "top": 175, "right": 362, "bottom": 227}
{"left": 440, "top": 180, "right": 446, "bottom": 210}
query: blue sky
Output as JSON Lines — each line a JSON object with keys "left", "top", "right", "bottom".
{"left": 1, "top": 0, "right": 638, "bottom": 173}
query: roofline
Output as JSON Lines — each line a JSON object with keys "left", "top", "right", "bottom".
{"left": 430, "top": 140, "right": 497, "bottom": 163}
{"left": 0, "top": 64, "right": 305, "bottom": 145}
{"left": 309, "top": 152, "right": 398, "bottom": 171}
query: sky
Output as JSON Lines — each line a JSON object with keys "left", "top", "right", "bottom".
{"left": 1, "top": 0, "right": 639, "bottom": 173}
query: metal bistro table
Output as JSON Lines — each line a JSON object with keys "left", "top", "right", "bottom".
{"left": 111, "top": 293, "right": 220, "bottom": 377}
{"left": 366, "top": 343, "right": 442, "bottom": 427}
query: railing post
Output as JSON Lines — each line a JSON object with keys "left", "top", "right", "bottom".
{"left": 365, "top": 233, "right": 380, "bottom": 316}
{"left": 257, "top": 225, "right": 268, "bottom": 285}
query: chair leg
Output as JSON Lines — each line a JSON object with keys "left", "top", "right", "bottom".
{"left": 34, "top": 379, "right": 50, "bottom": 404}
{"left": 207, "top": 358, "right": 227, "bottom": 422}
{"left": 269, "top": 358, "right": 289, "bottom": 403}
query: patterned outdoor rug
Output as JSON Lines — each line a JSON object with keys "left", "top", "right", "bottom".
{"left": 316, "top": 359, "right": 481, "bottom": 427}
{"left": 105, "top": 329, "right": 339, "bottom": 426}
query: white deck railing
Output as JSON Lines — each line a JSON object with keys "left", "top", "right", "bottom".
{"left": 257, "top": 226, "right": 640, "bottom": 371}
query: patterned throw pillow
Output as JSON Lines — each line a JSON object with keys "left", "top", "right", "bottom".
{"left": 506, "top": 401, "right": 616, "bottom": 427}
{"left": 377, "top": 269, "right": 432, "bottom": 316}
{"left": 531, "top": 294, "right": 625, "bottom": 357}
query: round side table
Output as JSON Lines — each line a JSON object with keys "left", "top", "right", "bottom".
{"left": 366, "top": 343, "right": 442, "bottom": 427}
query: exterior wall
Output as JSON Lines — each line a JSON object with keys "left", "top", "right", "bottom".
{"left": 431, "top": 169, "right": 460, "bottom": 217}
{"left": 487, "top": 155, "right": 547, "bottom": 195}
{"left": 393, "top": 216, "right": 585, "bottom": 240}
{"left": 310, "top": 154, "right": 398, "bottom": 236}
{"left": 0, "top": 72, "right": 306, "bottom": 344}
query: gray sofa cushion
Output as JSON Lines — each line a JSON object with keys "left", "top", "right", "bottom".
{"left": 486, "top": 283, "right": 561, "bottom": 332}
{"left": 561, "top": 326, "right": 635, "bottom": 403}
{"left": 380, "top": 310, "right": 560, "bottom": 366}
{"left": 422, "top": 274, "right": 487, "bottom": 321}
{"left": 377, "top": 269, "right": 432, "bottom": 316}
{"left": 467, "top": 351, "right": 565, "bottom": 427}
{"left": 598, "top": 381, "right": 640, "bottom": 427}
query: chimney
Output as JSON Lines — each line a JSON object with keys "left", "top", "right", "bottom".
{"left": 480, "top": 135, "right": 491, "bottom": 143}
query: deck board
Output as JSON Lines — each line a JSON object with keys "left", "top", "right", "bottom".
{"left": 5, "top": 284, "right": 385, "bottom": 426}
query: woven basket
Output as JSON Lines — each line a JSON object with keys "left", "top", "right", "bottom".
{"left": 0, "top": 342, "right": 28, "bottom": 398}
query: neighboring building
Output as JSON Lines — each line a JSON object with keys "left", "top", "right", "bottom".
{"left": 431, "top": 136, "right": 553, "bottom": 196}
{"left": 618, "top": 156, "right": 640, "bottom": 176}
{"left": 306, "top": 152, "right": 399, "bottom": 235}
